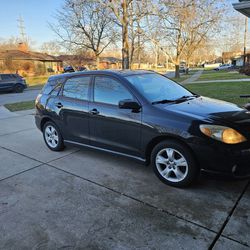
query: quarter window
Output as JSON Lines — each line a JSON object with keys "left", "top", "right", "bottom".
{"left": 63, "top": 76, "right": 90, "bottom": 100}
{"left": 94, "top": 76, "right": 132, "bottom": 105}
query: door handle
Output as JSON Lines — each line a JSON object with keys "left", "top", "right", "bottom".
{"left": 55, "top": 102, "right": 63, "bottom": 108}
{"left": 89, "top": 108, "right": 99, "bottom": 115}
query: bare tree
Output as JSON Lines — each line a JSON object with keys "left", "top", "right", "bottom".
{"left": 104, "top": 0, "right": 130, "bottom": 69}
{"left": 144, "top": 0, "right": 224, "bottom": 78}
{"left": 104, "top": 0, "right": 151, "bottom": 69}
{"left": 40, "top": 41, "right": 62, "bottom": 56}
{"left": 51, "top": 0, "right": 116, "bottom": 69}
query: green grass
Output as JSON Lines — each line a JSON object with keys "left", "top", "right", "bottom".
{"left": 185, "top": 81, "right": 250, "bottom": 106}
{"left": 4, "top": 100, "right": 35, "bottom": 112}
{"left": 25, "top": 75, "right": 50, "bottom": 88}
{"left": 196, "top": 70, "right": 250, "bottom": 82}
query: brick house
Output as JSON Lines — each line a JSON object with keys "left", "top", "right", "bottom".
{"left": 0, "top": 43, "right": 63, "bottom": 75}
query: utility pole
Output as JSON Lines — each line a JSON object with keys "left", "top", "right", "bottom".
{"left": 17, "top": 15, "right": 27, "bottom": 42}
{"left": 243, "top": 16, "right": 248, "bottom": 67}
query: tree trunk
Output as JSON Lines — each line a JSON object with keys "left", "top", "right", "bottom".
{"left": 96, "top": 53, "right": 100, "bottom": 70}
{"left": 122, "top": 0, "right": 129, "bottom": 69}
{"left": 175, "top": 64, "right": 180, "bottom": 78}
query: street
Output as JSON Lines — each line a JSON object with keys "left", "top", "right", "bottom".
{"left": 0, "top": 110, "right": 249, "bottom": 249}
{"left": 0, "top": 88, "right": 41, "bottom": 105}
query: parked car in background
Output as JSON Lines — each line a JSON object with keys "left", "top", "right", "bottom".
{"left": 214, "top": 64, "right": 232, "bottom": 71}
{"left": 35, "top": 70, "right": 250, "bottom": 188}
{"left": 0, "top": 74, "right": 27, "bottom": 93}
{"left": 63, "top": 65, "right": 75, "bottom": 73}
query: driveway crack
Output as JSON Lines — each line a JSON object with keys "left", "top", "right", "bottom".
{"left": 208, "top": 180, "right": 250, "bottom": 249}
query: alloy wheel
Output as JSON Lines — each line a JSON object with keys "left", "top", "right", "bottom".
{"left": 155, "top": 148, "right": 188, "bottom": 183}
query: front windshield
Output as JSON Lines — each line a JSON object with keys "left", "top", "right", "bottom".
{"left": 125, "top": 73, "right": 194, "bottom": 103}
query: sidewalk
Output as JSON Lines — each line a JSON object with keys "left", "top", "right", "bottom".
{"left": 181, "top": 70, "right": 204, "bottom": 84}
{"left": 0, "top": 106, "right": 34, "bottom": 120}
{"left": 187, "top": 78, "right": 250, "bottom": 84}
{"left": 0, "top": 106, "right": 19, "bottom": 119}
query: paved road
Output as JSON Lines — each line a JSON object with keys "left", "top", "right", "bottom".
{"left": 0, "top": 88, "right": 41, "bottom": 105}
{"left": 0, "top": 110, "right": 249, "bottom": 249}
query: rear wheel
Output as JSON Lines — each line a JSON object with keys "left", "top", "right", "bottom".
{"left": 151, "top": 140, "right": 198, "bottom": 187}
{"left": 13, "top": 84, "right": 24, "bottom": 93}
{"left": 43, "top": 121, "right": 64, "bottom": 151}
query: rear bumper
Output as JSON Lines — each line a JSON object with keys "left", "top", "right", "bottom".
{"left": 35, "top": 114, "right": 42, "bottom": 131}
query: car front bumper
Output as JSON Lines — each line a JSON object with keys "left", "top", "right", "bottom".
{"left": 190, "top": 140, "right": 250, "bottom": 179}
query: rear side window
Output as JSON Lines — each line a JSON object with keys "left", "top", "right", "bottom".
{"left": 42, "top": 78, "right": 63, "bottom": 95}
{"left": 1, "top": 74, "right": 12, "bottom": 80}
{"left": 63, "top": 76, "right": 90, "bottom": 101}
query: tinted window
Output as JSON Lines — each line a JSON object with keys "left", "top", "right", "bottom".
{"left": 63, "top": 76, "right": 90, "bottom": 100}
{"left": 42, "top": 78, "right": 64, "bottom": 95}
{"left": 1, "top": 75, "right": 12, "bottom": 80}
{"left": 94, "top": 76, "right": 132, "bottom": 105}
{"left": 50, "top": 84, "right": 62, "bottom": 96}
{"left": 126, "top": 73, "right": 192, "bottom": 103}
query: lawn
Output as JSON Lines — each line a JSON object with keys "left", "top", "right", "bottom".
{"left": 25, "top": 75, "right": 50, "bottom": 88}
{"left": 196, "top": 70, "right": 250, "bottom": 82}
{"left": 185, "top": 81, "right": 250, "bottom": 106}
{"left": 4, "top": 100, "right": 35, "bottom": 112}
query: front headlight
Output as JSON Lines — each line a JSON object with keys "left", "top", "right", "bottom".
{"left": 200, "top": 125, "right": 246, "bottom": 144}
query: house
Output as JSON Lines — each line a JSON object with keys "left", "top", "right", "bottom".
{"left": 222, "top": 51, "right": 242, "bottom": 64}
{"left": 57, "top": 55, "right": 122, "bottom": 70}
{"left": 0, "top": 43, "right": 63, "bottom": 75}
{"left": 232, "top": 53, "right": 250, "bottom": 66}
{"left": 99, "top": 57, "right": 122, "bottom": 69}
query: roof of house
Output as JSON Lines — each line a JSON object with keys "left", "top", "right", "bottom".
{"left": 0, "top": 50, "right": 62, "bottom": 62}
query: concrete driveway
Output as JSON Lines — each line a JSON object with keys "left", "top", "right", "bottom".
{"left": 0, "top": 111, "right": 249, "bottom": 249}
{"left": 0, "top": 88, "right": 41, "bottom": 105}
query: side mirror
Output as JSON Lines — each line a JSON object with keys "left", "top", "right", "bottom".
{"left": 119, "top": 99, "right": 141, "bottom": 110}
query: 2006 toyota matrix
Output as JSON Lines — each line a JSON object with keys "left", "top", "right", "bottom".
{"left": 35, "top": 70, "right": 250, "bottom": 187}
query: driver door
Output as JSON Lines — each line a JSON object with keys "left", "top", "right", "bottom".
{"left": 89, "top": 76, "right": 142, "bottom": 156}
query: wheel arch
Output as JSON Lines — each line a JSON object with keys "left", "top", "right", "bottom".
{"left": 40, "top": 117, "right": 53, "bottom": 131}
{"left": 145, "top": 135, "right": 199, "bottom": 167}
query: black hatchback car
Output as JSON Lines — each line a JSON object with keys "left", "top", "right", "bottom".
{"left": 35, "top": 70, "right": 250, "bottom": 187}
{"left": 0, "top": 74, "right": 27, "bottom": 93}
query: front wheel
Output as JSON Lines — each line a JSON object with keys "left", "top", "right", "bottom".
{"left": 43, "top": 121, "right": 64, "bottom": 151}
{"left": 151, "top": 140, "right": 198, "bottom": 188}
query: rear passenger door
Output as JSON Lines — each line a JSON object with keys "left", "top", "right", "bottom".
{"left": 55, "top": 75, "right": 91, "bottom": 144}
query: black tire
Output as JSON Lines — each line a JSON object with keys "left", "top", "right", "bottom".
{"left": 42, "top": 121, "right": 65, "bottom": 151}
{"left": 151, "top": 139, "right": 198, "bottom": 188}
{"left": 13, "top": 84, "right": 24, "bottom": 93}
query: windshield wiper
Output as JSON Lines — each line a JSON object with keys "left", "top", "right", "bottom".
{"left": 174, "top": 94, "right": 199, "bottom": 102}
{"left": 152, "top": 99, "right": 177, "bottom": 105}
{"left": 152, "top": 95, "right": 199, "bottom": 105}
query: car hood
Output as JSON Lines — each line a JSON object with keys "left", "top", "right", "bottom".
{"left": 160, "top": 96, "right": 250, "bottom": 125}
